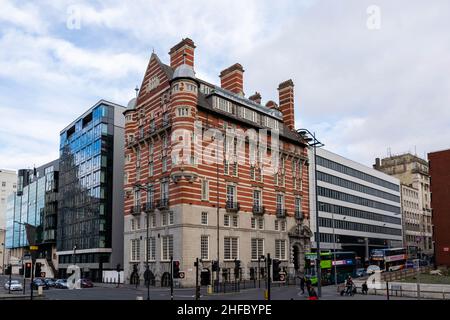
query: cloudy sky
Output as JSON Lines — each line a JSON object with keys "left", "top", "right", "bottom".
{"left": 0, "top": 0, "right": 449, "bottom": 170}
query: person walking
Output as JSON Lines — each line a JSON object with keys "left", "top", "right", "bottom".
{"left": 300, "top": 276, "right": 306, "bottom": 294}
{"left": 305, "top": 277, "right": 312, "bottom": 295}
{"left": 308, "top": 286, "right": 318, "bottom": 300}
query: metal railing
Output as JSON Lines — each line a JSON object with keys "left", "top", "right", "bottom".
{"left": 226, "top": 201, "right": 240, "bottom": 212}
{"left": 252, "top": 205, "right": 265, "bottom": 215}
{"left": 142, "top": 202, "right": 155, "bottom": 213}
{"left": 276, "top": 208, "right": 287, "bottom": 218}
{"left": 130, "top": 205, "right": 142, "bottom": 216}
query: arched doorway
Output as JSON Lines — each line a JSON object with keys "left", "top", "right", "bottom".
{"left": 200, "top": 268, "right": 211, "bottom": 286}
{"left": 161, "top": 272, "right": 171, "bottom": 287}
{"left": 144, "top": 268, "right": 156, "bottom": 286}
{"left": 293, "top": 244, "right": 301, "bottom": 271}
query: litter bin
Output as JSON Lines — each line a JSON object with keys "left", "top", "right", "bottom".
{"left": 207, "top": 285, "right": 213, "bottom": 294}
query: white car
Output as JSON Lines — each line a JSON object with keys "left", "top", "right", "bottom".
{"left": 4, "top": 280, "right": 23, "bottom": 291}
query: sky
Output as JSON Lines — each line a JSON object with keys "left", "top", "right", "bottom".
{"left": 0, "top": 0, "right": 449, "bottom": 171}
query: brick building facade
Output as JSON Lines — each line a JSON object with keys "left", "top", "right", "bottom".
{"left": 428, "top": 149, "right": 450, "bottom": 267}
{"left": 123, "top": 39, "right": 311, "bottom": 287}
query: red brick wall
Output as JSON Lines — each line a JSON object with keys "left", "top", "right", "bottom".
{"left": 124, "top": 53, "right": 309, "bottom": 223}
{"left": 429, "top": 149, "right": 450, "bottom": 266}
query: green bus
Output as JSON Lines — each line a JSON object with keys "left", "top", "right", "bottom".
{"left": 304, "top": 251, "right": 357, "bottom": 285}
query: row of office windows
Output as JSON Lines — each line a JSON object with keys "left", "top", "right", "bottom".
{"left": 318, "top": 217, "right": 402, "bottom": 236}
{"left": 317, "top": 171, "right": 400, "bottom": 203}
{"left": 129, "top": 211, "right": 287, "bottom": 232}
{"left": 316, "top": 156, "right": 399, "bottom": 192}
{"left": 318, "top": 202, "right": 401, "bottom": 225}
{"left": 318, "top": 186, "right": 401, "bottom": 214}
{"left": 130, "top": 236, "right": 287, "bottom": 262}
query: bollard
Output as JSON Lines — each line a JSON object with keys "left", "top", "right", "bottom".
{"left": 38, "top": 286, "right": 43, "bottom": 296}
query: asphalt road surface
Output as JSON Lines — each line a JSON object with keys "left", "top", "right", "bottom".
{"left": 1, "top": 275, "right": 416, "bottom": 300}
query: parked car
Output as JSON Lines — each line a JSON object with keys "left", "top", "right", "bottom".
{"left": 32, "top": 278, "right": 49, "bottom": 290}
{"left": 356, "top": 268, "right": 367, "bottom": 277}
{"left": 4, "top": 280, "right": 23, "bottom": 291}
{"left": 406, "top": 260, "right": 415, "bottom": 268}
{"left": 78, "top": 278, "right": 94, "bottom": 288}
{"left": 43, "top": 278, "right": 56, "bottom": 287}
{"left": 55, "top": 279, "right": 69, "bottom": 289}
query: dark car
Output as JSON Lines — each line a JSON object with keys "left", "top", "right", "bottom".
{"left": 31, "top": 278, "right": 49, "bottom": 290}
{"left": 43, "top": 278, "right": 56, "bottom": 287}
{"left": 55, "top": 279, "right": 68, "bottom": 289}
{"left": 78, "top": 278, "right": 94, "bottom": 288}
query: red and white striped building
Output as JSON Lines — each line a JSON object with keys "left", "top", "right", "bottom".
{"left": 123, "top": 38, "right": 312, "bottom": 286}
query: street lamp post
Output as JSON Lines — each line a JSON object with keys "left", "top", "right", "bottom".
{"left": 331, "top": 210, "right": 338, "bottom": 286}
{"left": 1, "top": 228, "right": 6, "bottom": 275}
{"left": 298, "top": 129, "right": 324, "bottom": 297}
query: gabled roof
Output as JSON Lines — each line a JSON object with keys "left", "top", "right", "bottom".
{"left": 150, "top": 52, "right": 174, "bottom": 80}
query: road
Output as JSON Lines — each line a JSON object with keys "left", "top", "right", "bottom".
{"left": 1, "top": 275, "right": 418, "bottom": 300}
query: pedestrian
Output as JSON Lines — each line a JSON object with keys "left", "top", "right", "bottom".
{"left": 308, "top": 286, "right": 318, "bottom": 300}
{"left": 305, "top": 277, "right": 312, "bottom": 295}
{"left": 300, "top": 276, "right": 305, "bottom": 294}
{"left": 362, "top": 281, "right": 368, "bottom": 295}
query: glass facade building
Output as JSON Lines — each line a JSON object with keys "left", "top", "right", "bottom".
{"left": 57, "top": 100, "right": 124, "bottom": 280}
{"left": 5, "top": 162, "right": 59, "bottom": 250}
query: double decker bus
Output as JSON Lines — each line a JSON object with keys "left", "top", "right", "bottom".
{"left": 369, "top": 247, "right": 407, "bottom": 271}
{"left": 304, "top": 251, "right": 357, "bottom": 285}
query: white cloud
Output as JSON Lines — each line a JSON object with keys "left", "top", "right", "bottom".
{"left": 0, "top": 0, "right": 449, "bottom": 170}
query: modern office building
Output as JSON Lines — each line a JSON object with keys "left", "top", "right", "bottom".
{"left": 0, "top": 169, "right": 17, "bottom": 229}
{"left": 309, "top": 148, "right": 403, "bottom": 263}
{"left": 4, "top": 160, "right": 59, "bottom": 276}
{"left": 428, "top": 149, "right": 450, "bottom": 267}
{"left": 0, "top": 169, "right": 17, "bottom": 274}
{"left": 373, "top": 154, "right": 433, "bottom": 259}
{"left": 123, "top": 38, "right": 311, "bottom": 287}
{"left": 57, "top": 100, "right": 125, "bottom": 281}
{"left": 1, "top": 228, "right": 5, "bottom": 274}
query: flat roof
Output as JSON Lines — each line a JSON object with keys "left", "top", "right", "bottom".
{"left": 60, "top": 99, "right": 125, "bottom": 134}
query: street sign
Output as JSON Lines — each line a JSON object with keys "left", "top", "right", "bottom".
{"left": 179, "top": 271, "right": 185, "bottom": 279}
{"left": 29, "top": 245, "right": 38, "bottom": 251}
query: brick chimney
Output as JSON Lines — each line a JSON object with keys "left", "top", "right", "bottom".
{"left": 220, "top": 63, "right": 244, "bottom": 96}
{"left": 249, "top": 92, "right": 262, "bottom": 104}
{"left": 169, "top": 38, "right": 196, "bottom": 69}
{"left": 278, "top": 79, "right": 295, "bottom": 130}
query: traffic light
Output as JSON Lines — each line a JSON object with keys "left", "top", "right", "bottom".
{"left": 272, "top": 259, "right": 281, "bottom": 281}
{"left": 212, "top": 260, "right": 219, "bottom": 272}
{"left": 172, "top": 260, "right": 180, "bottom": 279}
{"left": 234, "top": 259, "right": 241, "bottom": 278}
{"left": 35, "top": 262, "right": 42, "bottom": 278}
{"left": 25, "top": 262, "right": 32, "bottom": 278}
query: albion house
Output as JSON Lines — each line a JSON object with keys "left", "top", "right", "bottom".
{"left": 123, "top": 38, "right": 312, "bottom": 286}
